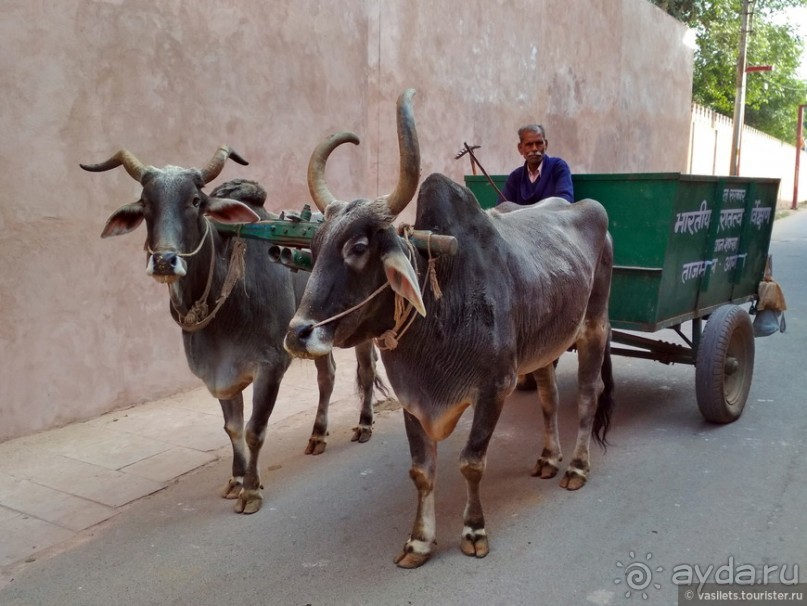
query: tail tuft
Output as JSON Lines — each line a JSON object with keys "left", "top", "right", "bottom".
{"left": 592, "top": 334, "right": 615, "bottom": 450}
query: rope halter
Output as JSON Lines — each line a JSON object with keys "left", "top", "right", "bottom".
{"left": 311, "top": 225, "right": 443, "bottom": 351}
{"left": 162, "top": 218, "right": 247, "bottom": 332}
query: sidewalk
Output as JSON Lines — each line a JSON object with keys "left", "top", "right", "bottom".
{"left": 0, "top": 348, "right": 372, "bottom": 572}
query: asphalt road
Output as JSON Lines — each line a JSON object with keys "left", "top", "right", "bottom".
{"left": 1, "top": 212, "right": 804, "bottom": 606}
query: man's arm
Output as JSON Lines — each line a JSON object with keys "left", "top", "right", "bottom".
{"left": 552, "top": 159, "right": 574, "bottom": 202}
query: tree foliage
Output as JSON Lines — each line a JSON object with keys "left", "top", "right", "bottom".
{"left": 651, "top": 0, "right": 807, "bottom": 142}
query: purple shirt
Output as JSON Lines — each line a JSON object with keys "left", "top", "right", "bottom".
{"left": 499, "top": 155, "right": 574, "bottom": 204}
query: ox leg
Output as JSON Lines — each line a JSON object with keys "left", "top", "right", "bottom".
{"left": 459, "top": 391, "right": 505, "bottom": 560}
{"left": 237, "top": 368, "right": 283, "bottom": 514}
{"left": 561, "top": 321, "right": 607, "bottom": 491}
{"left": 351, "top": 341, "right": 376, "bottom": 444}
{"left": 219, "top": 395, "right": 247, "bottom": 499}
{"left": 531, "top": 365, "right": 563, "bottom": 480}
{"left": 306, "top": 353, "right": 336, "bottom": 455}
{"left": 394, "top": 410, "right": 438, "bottom": 569}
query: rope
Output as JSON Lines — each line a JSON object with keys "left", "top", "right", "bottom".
{"left": 308, "top": 225, "right": 444, "bottom": 351}
{"left": 167, "top": 219, "right": 248, "bottom": 332}
{"left": 312, "top": 282, "right": 391, "bottom": 328}
{"left": 375, "top": 225, "right": 443, "bottom": 350}
{"left": 148, "top": 219, "right": 211, "bottom": 258}
{"left": 425, "top": 232, "right": 443, "bottom": 301}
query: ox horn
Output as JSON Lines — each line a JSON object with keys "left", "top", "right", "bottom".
{"left": 80, "top": 149, "right": 150, "bottom": 183}
{"left": 307, "top": 90, "right": 420, "bottom": 215}
{"left": 307, "top": 132, "right": 361, "bottom": 212}
{"left": 199, "top": 145, "right": 249, "bottom": 184}
{"left": 380, "top": 88, "right": 421, "bottom": 217}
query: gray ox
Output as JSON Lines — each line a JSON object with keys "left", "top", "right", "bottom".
{"left": 81, "top": 147, "right": 381, "bottom": 514}
{"left": 284, "top": 90, "right": 615, "bottom": 567}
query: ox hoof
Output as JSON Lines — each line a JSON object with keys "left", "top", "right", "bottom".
{"left": 235, "top": 488, "right": 263, "bottom": 514}
{"left": 221, "top": 478, "right": 243, "bottom": 500}
{"left": 460, "top": 528, "right": 489, "bottom": 559}
{"left": 351, "top": 424, "right": 373, "bottom": 443}
{"left": 531, "top": 457, "right": 560, "bottom": 479}
{"left": 560, "top": 469, "right": 588, "bottom": 491}
{"left": 394, "top": 551, "right": 431, "bottom": 569}
{"left": 305, "top": 436, "right": 327, "bottom": 455}
{"left": 393, "top": 548, "right": 433, "bottom": 569}
{"left": 393, "top": 538, "right": 436, "bottom": 569}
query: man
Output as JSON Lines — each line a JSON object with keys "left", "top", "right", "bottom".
{"left": 500, "top": 124, "right": 573, "bottom": 391}
{"left": 498, "top": 124, "right": 574, "bottom": 205}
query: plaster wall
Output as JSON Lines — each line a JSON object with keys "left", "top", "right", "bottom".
{"left": 689, "top": 103, "right": 801, "bottom": 207}
{"left": 0, "top": 0, "right": 693, "bottom": 441}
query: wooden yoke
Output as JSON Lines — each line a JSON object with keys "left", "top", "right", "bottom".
{"left": 214, "top": 204, "right": 458, "bottom": 272}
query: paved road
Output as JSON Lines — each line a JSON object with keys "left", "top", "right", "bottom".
{"left": 1, "top": 212, "right": 804, "bottom": 606}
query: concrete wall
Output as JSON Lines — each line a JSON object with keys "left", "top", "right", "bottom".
{"left": 688, "top": 103, "right": 804, "bottom": 207}
{"left": 0, "top": 0, "right": 693, "bottom": 442}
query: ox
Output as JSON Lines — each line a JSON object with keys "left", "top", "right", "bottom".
{"left": 81, "top": 147, "right": 382, "bottom": 514}
{"left": 284, "top": 90, "right": 615, "bottom": 567}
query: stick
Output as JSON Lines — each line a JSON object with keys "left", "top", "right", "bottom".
{"left": 463, "top": 142, "right": 504, "bottom": 200}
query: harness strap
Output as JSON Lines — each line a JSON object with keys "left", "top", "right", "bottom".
{"left": 169, "top": 220, "right": 247, "bottom": 333}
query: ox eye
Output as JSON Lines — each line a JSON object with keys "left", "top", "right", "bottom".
{"left": 343, "top": 236, "right": 370, "bottom": 269}
{"left": 191, "top": 195, "right": 201, "bottom": 208}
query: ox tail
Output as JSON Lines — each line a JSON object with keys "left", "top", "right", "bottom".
{"left": 592, "top": 331, "right": 615, "bottom": 450}
{"left": 373, "top": 375, "right": 392, "bottom": 400}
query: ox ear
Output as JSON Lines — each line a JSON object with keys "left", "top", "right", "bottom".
{"left": 101, "top": 202, "right": 145, "bottom": 238}
{"left": 206, "top": 197, "right": 261, "bottom": 224}
{"left": 382, "top": 249, "right": 426, "bottom": 317}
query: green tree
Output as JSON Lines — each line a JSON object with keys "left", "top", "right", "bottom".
{"left": 652, "top": 0, "right": 807, "bottom": 142}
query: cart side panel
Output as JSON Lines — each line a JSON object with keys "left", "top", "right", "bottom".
{"left": 466, "top": 173, "right": 678, "bottom": 330}
{"left": 656, "top": 175, "right": 722, "bottom": 324}
{"left": 463, "top": 173, "right": 779, "bottom": 333}
{"left": 465, "top": 175, "right": 504, "bottom": 210}
{"left": 573, "top": 173, "right": 683, "bottom": 330}
{"left": 683, "top": 177, "right": 779, "bottom": 312}
{"left": 733, "top": 179, "right": 778, "bottom": 297}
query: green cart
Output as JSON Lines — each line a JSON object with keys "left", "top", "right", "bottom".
{"left": 465, "top": 173, "right": 781, "bottom": 423}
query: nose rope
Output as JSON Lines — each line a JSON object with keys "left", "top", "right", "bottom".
{"left": 312, "top": 282, "right": 391, "bottom": 328}
{"left": 147, "top": 219, "right": 212, "bottom": 258}
{"left": 309, "top": 227, "right": 442, "bottom": 351}
{"left": 310, "top": 233, "right": 419, "bottom": 332}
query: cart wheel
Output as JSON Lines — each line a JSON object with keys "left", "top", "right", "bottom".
{"left": 695, "top": 305, "right": 755, "bottom": 423}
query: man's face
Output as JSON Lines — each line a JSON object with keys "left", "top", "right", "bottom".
{"left": 518, "top": 130, "right": 547, "bottom": 171}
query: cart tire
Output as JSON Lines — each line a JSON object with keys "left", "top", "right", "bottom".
{"left": 695, "top": 305, "right": 755, "bottom": 423}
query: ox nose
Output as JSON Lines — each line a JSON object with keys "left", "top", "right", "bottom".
{"left": 284, "top": 319, "right": 321, "bottom": 359}
{"left": 292, "top": 323, "right": 314, "bottom": 341}
{"left": 286, "top": 321, "right": 314, "bottom": 347}
{"left": 147, "top": 252, "right": 187, "bottom": 278}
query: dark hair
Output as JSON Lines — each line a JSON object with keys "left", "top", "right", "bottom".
{"left": 518, "top": 124, "right": 546, "bottom": 141}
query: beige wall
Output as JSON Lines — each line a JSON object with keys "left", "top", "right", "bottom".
{"left": 688, "top": 103, "right": 803, "bottom": 207}
{"left": 0, "top": 0, "right": 693, "bottom": 442}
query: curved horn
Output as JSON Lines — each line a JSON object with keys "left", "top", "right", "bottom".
{"left": 199, "top": 145, "right": 249, "bottom": 184}
{"left": 381, "top": 88, "right": 421, "bottom": 216}
{"left": 80, "top": 150, "right": 149, "bottom": 183}
{"left": 307, "top": 132, "right": 361, "bottom": 212}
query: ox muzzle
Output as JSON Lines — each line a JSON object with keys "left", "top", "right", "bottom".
{"left": 146, "top": 251, "right": 188, "bottom": 283}
{"left": 284, "top": 316, "right": 333, "bottom": 360}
